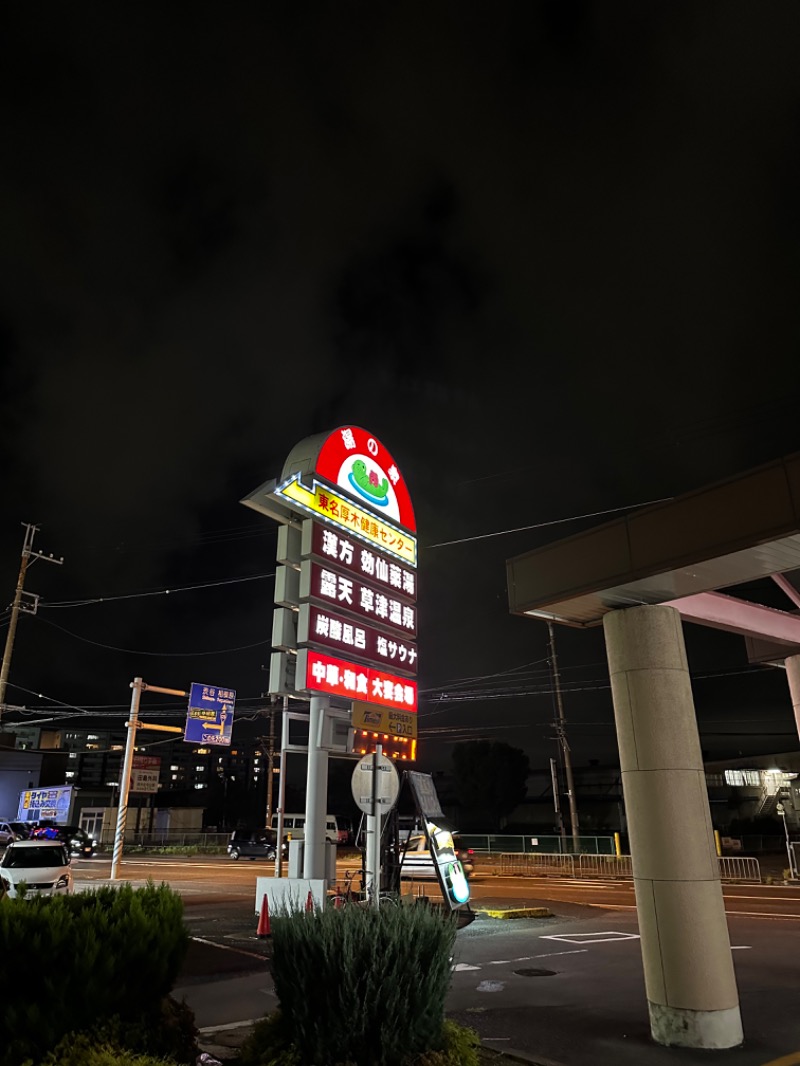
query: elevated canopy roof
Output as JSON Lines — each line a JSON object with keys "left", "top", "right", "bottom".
{"left": 507, "top": 452, "right": 800, "bottom": 628}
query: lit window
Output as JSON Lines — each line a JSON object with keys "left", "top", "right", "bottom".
{"left": 194, "top": 783, "right": 207, "bottom": 790}
{"left": 195, "top": 765, "right": 205, "bottom": 772}
{"left": 170, "top": 765, "right": 179, "bottom": 771}
{"left": 69, "top": 752, "right": 77, "bottom": 759}
{"left": 171, "top": 774, "right": 178, "bottom": 781}
{"left": 65, "top": 771, "right": 75, "bottom": 779}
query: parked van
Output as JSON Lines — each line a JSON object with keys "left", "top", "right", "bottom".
{"left": 270, "top": 813, "right": 339, "bottom": 844}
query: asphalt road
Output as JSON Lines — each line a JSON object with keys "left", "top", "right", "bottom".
{"left": 75, "top": 853, "right": 800, "bottom": 921}
{"left": 73, "top": 855, "right": 800, "bottom": 1066}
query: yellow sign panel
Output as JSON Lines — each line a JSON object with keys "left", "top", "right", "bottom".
{"left": 275, "top": 475, "right": 417, "bottom": 567}
{"left": 351, "top": 700, "right": 418, "bottom": 740}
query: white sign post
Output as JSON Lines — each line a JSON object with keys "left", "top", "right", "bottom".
{"left": 351, "top": 747, "right": 400, "bottom": 907}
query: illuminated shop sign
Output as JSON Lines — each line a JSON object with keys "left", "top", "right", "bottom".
{"left": 296, "top": 648, "right": 418, "bottom": 713}
{"left": 314, "top": 425, "right": 416, "bottom": 532}
{"left": 19, "top": 786, "right": 74, "bottom": 823}
{"left": 298, "top": 603, "right": 418, "bottom": 676}
{"left": 300, "top": 558, "right": 417, "bottom": 637}
{"left": 275, "top": 474, "right": 417, "bottom": 567}
{"left": 303, "top": 520, "right": 417, "bottom": 601}
{"left": 351, "top": 700, "right": 418, "bottom": 739}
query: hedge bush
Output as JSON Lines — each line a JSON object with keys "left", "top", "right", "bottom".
{"left": 1, "top": 882, "right": 191, "bottom": 1066}
{"left": 28, "top": 1032, "right": 178, "bottom": 1066}
{"left": 251, "top": 902, "right": 459, "bottom": 1066}
{"left": 239, "top": 1012, "right": 481, "bottom": 1066}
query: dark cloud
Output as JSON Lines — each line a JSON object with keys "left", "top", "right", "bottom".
{"left": 1, "top": 4, "right": 799, "bottom": 764}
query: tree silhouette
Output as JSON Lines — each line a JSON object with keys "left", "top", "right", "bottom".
{"left": 451, "top": 741, "right": 530, "bottom": 832}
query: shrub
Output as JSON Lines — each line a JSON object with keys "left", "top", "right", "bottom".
{"left": 239, "top": 1013, "right": 481, "bottom": 1066}
{"left": 0, "top": 882, "right": 190, "bottom": 1066}
{"left": 28, "top": 1031, "right": 178, "bottom": 1065}
{"left": 265, "top": 902, "right": 458, "bottom": 1066}
{"left": 92, "top": 996, "right": 199, "bottom": 1065}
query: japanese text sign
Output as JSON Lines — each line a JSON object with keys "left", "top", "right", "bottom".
{"left": 303, "top": 520, "right": 417, "bottom": 601}
{"left": 184, "top": 683, "right": 236, "bottom": 746}
{"left": 296, "top": 648, "right": 418, "bottom": 713}
{"left": 314, "top": 425, "right": 416, "bottom": 532}
{"left": 300, "top": 559, "right": 417, "bottom": 637}
{"left": 298, "top": 603, "right": 418, "bottom": 676}
{"left": 275, "top": 474, "right": 417, "bottom": 566}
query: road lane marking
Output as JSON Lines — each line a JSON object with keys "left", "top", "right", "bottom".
{"left": 541, "top": 931, "right": 640, "bottom": 944}
{"left": 758, "top": 1053, "right": 800, "bottom": 1066}
{"left": 477, "top": 981, "right": 505, "bottom": 992}
{"left": 198, "top": 1019, "right": 261, "bottom": 1033}
{"left": 724, "top": 911, "right": 800, "bottom": 920}
{"left": 191, "top": 936, "right": 266, "bottom": 962}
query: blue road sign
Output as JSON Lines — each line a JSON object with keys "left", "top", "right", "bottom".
{"left": 184, "top": 683, "right": 236, "bottom": 746}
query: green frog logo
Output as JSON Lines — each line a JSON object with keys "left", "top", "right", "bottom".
{"left": 348, "top": 459, "right": 390, "bottom": 508}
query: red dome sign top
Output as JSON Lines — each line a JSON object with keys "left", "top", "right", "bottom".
{"left": 314, "top": 426, "right": 416, "bottom": 533}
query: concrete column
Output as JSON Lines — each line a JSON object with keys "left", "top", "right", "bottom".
{"left": 786, "top": 654, "right": 800, "bottom": 741}
{"left": 302, "top": 696, "right": 329, "bottom": 880}
{"left": 603, "top": 605, "right": 742, "bottom": 1049}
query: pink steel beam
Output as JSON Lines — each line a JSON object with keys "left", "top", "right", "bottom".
{"left": 772, "top": 572, "right": 800, "bottom": 610}
{"left": 664, "top": 590, "right": 800, "bottom": 648}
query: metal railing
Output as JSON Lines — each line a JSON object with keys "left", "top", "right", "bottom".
{"left": 578, "top": 854, "right": 632, "bottom": 878}
{"left": 498, "top": 853, "right": 576, "bottom": 877}
{"left": 718, "top": 856, "right": 761, "bottom": 883}
{"left": 96, "top": 830, "right": 230, "bottom": 849}
{"left": 460, "top": 834, "right": 616, "bottom": 855}
{"left": 494, "top": 851, "right": 761, "bottom": 883}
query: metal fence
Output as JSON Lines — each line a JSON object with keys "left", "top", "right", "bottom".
{"left": 498, "top": 853, "right": 577, "bottom": 877}
{"left": 718, "top": 856, "right": 762, "bottom": 883}
{"left": 578, "top": 854, "right": 633, "bottom": 878}
{"left": 96, "top": 831, "right": 230, "bottom": 849}
{"left": 494, "top": 851, "right": 761, "bottom": 883}
{"left": 460, "top": 834, "right": 616, "bottom": 855}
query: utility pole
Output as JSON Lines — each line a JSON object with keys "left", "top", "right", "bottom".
{"left": 263, "top": 700, "right": 277, "bottom": 828}
{"left": 0, "top": 523, "right": 64, "bottom": 722}
{"left": 550, "top": 756, "right": 566, "bottom": 848}
{"left": 547, "top": 621, "right": 580, "bottom": 850}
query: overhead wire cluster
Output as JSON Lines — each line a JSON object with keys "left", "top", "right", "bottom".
{"left": 3, "top": 489, "right": 791, "bottom": 746}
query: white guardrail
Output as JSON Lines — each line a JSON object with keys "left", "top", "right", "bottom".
{"left": 496, "top": 852, "right": 761, "bottom": 883}
{"left": 717, "top": 855, "right": 762, "bottom": 883}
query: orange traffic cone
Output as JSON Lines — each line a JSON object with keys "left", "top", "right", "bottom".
{"left": 257, "top": 893, "right": 271, "bottom": 938}
{"left": 305, "top": 889, "right": 314, "bottom": 912}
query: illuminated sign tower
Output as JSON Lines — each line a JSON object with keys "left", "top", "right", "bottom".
{"left": 243, "top": 426, "right": 418, "bottom": 761}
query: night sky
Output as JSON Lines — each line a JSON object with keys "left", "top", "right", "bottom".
{"left": 2, "top": 5, "right": 800, "bottom": 772}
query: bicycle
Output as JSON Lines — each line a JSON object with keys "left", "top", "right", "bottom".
{"left": 330, "top": 869, "right": 400, "bottom": 909}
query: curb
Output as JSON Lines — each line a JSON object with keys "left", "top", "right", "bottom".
{"left": 475, "top": 906, "right": 553, "bottom": 919}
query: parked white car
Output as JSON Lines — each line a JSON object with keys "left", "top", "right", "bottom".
{"left": 0, "top": 840, "right": 73, "bottom": 899}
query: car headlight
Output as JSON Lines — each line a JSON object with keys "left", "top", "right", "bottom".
{"left": 55, "top": 876, "right": 70, "bottom": 889}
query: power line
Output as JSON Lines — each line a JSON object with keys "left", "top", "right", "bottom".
{"left": 43, "top": 571, "right": 275, "bottom": 608}
{"left": 425, "top": 495, "right": 674, "bottom": 549}
{"left": 31, "top": 614, "right": 270, "bottom": 657}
